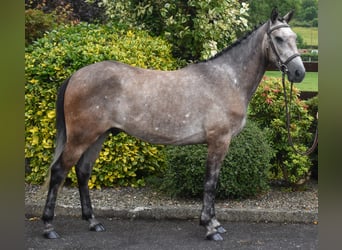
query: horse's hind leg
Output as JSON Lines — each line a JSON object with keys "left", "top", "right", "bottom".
{"left": 42, "top": 159, "right": 69, "bottom": 239}
{"left": 42, "top": 145, "right": 88, "bottom": 238}
{"left": 42, "top": 130, "right": 105, "bottom": 238}
{"left": 75, "top": 131, "right": 113, "bottom": 232}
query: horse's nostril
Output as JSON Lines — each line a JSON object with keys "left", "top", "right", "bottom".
{"left": 292, "top": 69, "right": 305, "bottom": 82}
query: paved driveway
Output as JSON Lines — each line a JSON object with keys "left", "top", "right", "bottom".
{"left": 26, "top": 216, "right": 317, "bottom": 250}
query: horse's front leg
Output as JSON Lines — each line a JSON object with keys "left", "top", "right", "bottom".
{"left": 200, "top": 135, "right": 231, "bottom": 241}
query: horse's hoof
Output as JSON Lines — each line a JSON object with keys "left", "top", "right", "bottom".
{"left": 43, "top": 230, "right": 60, "bottom": 239}
{"left": 216, "top": 225, "right": 227, "bottom": 234}
{"left": 206, "top": 232, "right": 224, "bottom": 241}
{"left": 90, "top": 223, "right": 106, "bottom": 232}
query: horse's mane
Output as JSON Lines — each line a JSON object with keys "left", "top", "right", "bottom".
{"left": 203, "top": 14, "right": 292, "bottom": 63}
{"left": 202, "top": 22, "right": 266, "bottom": 63}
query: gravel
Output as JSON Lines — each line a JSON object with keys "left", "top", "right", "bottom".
{"left": 25, "top": 180, "right": 318, "bottom": 222}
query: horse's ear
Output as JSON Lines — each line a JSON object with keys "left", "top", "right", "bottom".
{"left": 270, "top": 7, "right": 279, "bottom": 23}
{"left": 284, "top": 10, "right": 295, "bottom": 23}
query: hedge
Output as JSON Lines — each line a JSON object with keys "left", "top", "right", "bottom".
{"left": 305, "top": 96, "right": 318, "bottom": 179}
{"left": 25, "top": 22, "right": 182, "bottom": 188}
{"left": 25, "top": 8, "right": 56, "bottom": 46}
{"left": 159, "top": 120, "right": 274, "bottom": 199}
{"left": 249, "top": 77, "right": 314, "bottom": 186}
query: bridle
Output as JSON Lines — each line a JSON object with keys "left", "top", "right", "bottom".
{"left": 267, "top": 21, "right": 301, "bottom": 72}
{"left": 266, "top": 21, "right": 318, "bottom": 156}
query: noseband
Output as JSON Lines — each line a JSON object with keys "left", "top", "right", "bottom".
{"left": 267, "top": 21, "right": 300, "bottom": 73}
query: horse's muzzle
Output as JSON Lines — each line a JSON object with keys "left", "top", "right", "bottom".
{"left": 287, "top": 58, "right": 306, "bottom": 83}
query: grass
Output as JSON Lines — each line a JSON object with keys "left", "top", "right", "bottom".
{"left": 265, "top": 71, "right": 318, "bottom": 92}
{"left": 292, "top": 27, "right": 318, "bottom": 47}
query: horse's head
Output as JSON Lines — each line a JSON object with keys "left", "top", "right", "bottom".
{"left": 266, "top": 8, "right": 305, "bottom": 83}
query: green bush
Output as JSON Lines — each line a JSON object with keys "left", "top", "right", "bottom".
{"left": 305, "top": 96, "right": 318, "bottom": 179}
{"left": 25, "top": 9, "right": 56, "bottom": 46}
{"left": 159, "top": 120, "right": 274, "bottom": 199}
{"left": 25, "top": 22, "right": 182, "bottom": 188}
{"left": 95, "top": 0, "right": 249, "bottom": 61}
{"left": 249, "top": 77, "right": 314, "bottom": 186}
{"left": 25, "top": 1, "right": 77, "bottom": 46}
{"left": 26, "top": 0, "right": 106, "bottom": 23}
{"left": 296, "top": 34, "right": 306, "bottom": 49}
{"left": 301, "top": 52, "right": 318, "bottom": 62}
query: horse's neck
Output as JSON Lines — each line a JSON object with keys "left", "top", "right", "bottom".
{"left": 206, "top": 23, "right": 269, "bottom": 102}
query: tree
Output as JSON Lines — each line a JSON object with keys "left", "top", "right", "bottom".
{"left": 298, "top": 0, "right": 318, "bottom": 27}
{"left": 246, "top": 0, "right": 318, "bottom": 28}
{"left": 91, "top": 0, "right": 249, "bottom": 61}
{"left": 303, "top": 6, "right": 317, "bottom": 20}
{"left": 245, "top": 0, "right": 300, "bottom": 27}
{"left": 25, "top": 0, "right": 106, "bottom": 23}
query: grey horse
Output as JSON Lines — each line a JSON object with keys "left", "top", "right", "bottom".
{"left": 42, "top": 8, "right": 305, "bottom": 241}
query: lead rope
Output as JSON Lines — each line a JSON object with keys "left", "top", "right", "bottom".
{"left": 281, "top": 67, "right": 318, "bottom": 155}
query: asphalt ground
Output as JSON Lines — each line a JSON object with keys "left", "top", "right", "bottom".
{"left": 25, "top": 215, "right": 318, "bottom": 250}
{"left": 25, "top": 182, "right": 318, "bottom": 249}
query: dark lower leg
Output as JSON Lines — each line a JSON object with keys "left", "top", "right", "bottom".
{"left": 75, "top": 132, "right": 109, "bottom": 231}
{"left": 200, "top": 177, "right": 225, "bottom": 240}
{"left": 42, "top": 162, "right": 68, "bottom": 238}
{"left": 200, "top": 138, "right": 230, "bottom": 240}
{"left": 76, "top": 165, "right": 105, "bottom": 232}
{"left": 200, "top": 180, "right": 216, "bottom": 226}
{"left": 77, "top": 169, "right": 93, "bottom": 220}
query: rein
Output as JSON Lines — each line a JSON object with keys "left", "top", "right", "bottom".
{"left": 281, "top": 69, "right": 318, "bottom": 156}
{"left": 267, "top": 21, "right": 318, "bottom": 155}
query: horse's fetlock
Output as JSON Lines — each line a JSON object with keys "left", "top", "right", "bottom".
{"left": 42, "top": 211, "right": 54, "bottom": 223}
{"left": 199, "top": 214, "right": 211, "bottom": 227}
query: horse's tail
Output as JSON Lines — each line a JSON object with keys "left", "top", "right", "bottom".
{"left": 42, "top": 77, "right": 70, "bottom": 190}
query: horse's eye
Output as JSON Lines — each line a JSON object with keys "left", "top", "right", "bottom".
{"left": 275, "top": 36, "right": 283, "bottom": 43}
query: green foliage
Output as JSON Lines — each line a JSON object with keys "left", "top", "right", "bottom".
{"left": 305, "top": 96, "right": 318, "bottom": 122}
{"left": 25, "top": 9, "right": 56, "bottom": 46}
{"left": 26, "top": 0, "right": 107, "bottom": 23}
{"left": 160, "top": 120, "right": 274, "bottom": 199}
{"left": 93, "top": 0, "right": 249, "bottom": 61}
{"left": 246, "top": 0, "right": 301, "bottom": 27}
{"left": 25, "top": 1, "right": 78, "bottom": 46}
{"left": 25, "top": 22, "right": 181, "bottom": 188}
{"left": 249, "top": 77, "right": 314, "bottom": 186}
{"left": 246, "top": 0, "right": 318, "bottom": 28}
{"left": 305, "top": 96, "right": 318, "bottom": 178}
{"left": 300, "top": 52, "right": 318, "bottom": 62}
{"left": 297, "top": 0, "right": 318, "bottom": 27}
{"left": 296, "top": 33, "right": 306, "bottom": 49}
{"left": 67, "top": 133, "right": 166, "bottom": 189}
